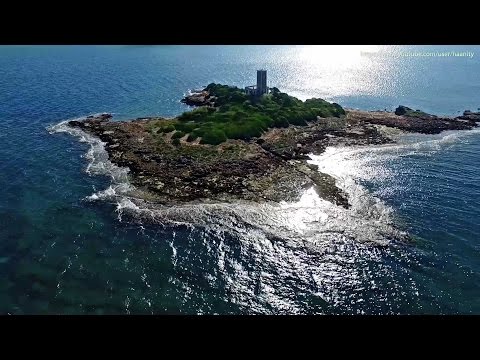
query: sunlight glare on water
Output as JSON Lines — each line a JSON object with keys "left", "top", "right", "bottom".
{"left": 284, "top": 45, "right": 394, "bottom": 101}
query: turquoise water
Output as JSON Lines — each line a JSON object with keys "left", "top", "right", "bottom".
{"left": 0, "top": 45, "right": 479, "bottom": 314}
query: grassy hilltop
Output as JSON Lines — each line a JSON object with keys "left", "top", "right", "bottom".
{"left": 147, "top": 83, "right": 346, "bottom": 145}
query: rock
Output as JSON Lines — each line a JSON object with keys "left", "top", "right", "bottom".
{"left": 394, "top": 105, "right": 436, "bottom": 119}
{"left": 99, "top": 113, "right": 112, "bottom": 121}
{"left": 456, "top": 110, "right": 480, "bottom": 122}
{"left": 350, "top": 108, "right": 472, "bottom": 134}
{"left": 68, "top": 120, "right": 83, "bottom": 127}
{"left": 181, "top": 91, "right": 213, "bottom": 107}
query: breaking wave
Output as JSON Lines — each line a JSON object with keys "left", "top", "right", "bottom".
{"left": 47, "top": 114, "right": 135, "bottom": 202}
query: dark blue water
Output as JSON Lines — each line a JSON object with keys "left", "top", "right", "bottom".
{"left": 0, "top": 45, "right": 479, "bottom": 314}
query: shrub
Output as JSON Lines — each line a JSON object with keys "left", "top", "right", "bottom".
{"left": 332, "top": 103, "right": 346, "bottom": 116}
{"left": 160, "top": 124, "right": 175, "bottom": 133}
{"left": 172, "top": 131, "right": 185, "bottom": 139}
{"left": 316, "top": 108, "right": 333, "bottom": 118}
{"left": 288, "top": 117, "right": 308, "bottom": 126}
{"left": 172, "top": 138, "right": 181, "bottom": 146}
{"left": 200, "top": 129, "right": 227, "bottom": 145}
{"left": 174, "top": 122, "right": 197, "bottom": 133}
{"left": 190, "top": 128, "right": 205, "bottom": 139}
{"left": 272, "top": 116, "right": 289, "bottom": 128}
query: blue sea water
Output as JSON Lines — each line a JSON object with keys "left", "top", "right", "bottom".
{"left": 0, "top": 45, "right": 479, "bottom": 314}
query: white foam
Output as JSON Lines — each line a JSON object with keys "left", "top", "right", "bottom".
{"left": 378, "top": 127, "right": 480, "bottom": 157}
{"left": 48, "top": 114, "right": 135, "bottom": 204}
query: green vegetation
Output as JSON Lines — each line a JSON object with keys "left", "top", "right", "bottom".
{"left": 161, "top": 124, "right": 175, "bottom": 133}
{"left": 146, "top": 119, "right": 176, "bottom": 135}
{"left": 171, "top": 130, "right": 186, "bottom": 139}
{"left": 160, "top": 84, "right": 345, "bottom": 145}
{"left": 200, "top": 128, "right": 227, "bottom": 145}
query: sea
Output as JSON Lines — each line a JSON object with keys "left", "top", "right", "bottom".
{"left": 0, "top": 45, "right": 479, "bottom": 314}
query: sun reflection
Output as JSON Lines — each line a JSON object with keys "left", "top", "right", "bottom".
{"left": 282, "top": 45, "right": 390, "bottom": 100}
{"left": 279, "top": 187, "right": 331, "bottom": 233}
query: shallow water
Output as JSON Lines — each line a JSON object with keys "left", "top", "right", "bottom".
{"left": 1, "top": 45, "right": 479, "bottom": 314}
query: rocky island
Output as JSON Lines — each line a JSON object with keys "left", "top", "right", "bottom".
{"left": 67, "top": 83, "right": 479, "bottom": 209}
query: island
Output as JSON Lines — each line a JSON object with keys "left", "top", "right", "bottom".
{"left": 67, "top": 81, "right": 479, "bottom": 209}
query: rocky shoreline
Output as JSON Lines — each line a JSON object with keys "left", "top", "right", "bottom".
{"left": 67, "top": 99, "right": 478, "bottom": 209}
{"left": 348, "top": 106, "right": 479, "bottom": 134}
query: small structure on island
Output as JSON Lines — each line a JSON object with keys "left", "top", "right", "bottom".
{"left": 245, "top": 69, "right": 269, "bottom": 96}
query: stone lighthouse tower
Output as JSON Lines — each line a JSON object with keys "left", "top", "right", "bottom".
{"left": 244, "top": 69, "right": 269, "bottom": 96}
{"left": 256, "top": 69, "right": 267, "bottom": 95}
